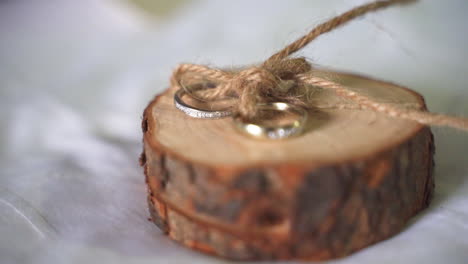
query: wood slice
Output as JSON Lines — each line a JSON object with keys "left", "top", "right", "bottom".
{"left": 140, "top": 68, "right": 434, "bottom": 261}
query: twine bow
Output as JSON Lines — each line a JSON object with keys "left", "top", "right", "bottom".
{"left": 171, "top": 0, "right": 468, "bottom": 131}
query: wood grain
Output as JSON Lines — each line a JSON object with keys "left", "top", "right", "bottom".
{"left": 141, "top": 68, "right": 434, "bottom": 261}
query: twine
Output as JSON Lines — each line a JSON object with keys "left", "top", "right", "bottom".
{"left": 171, "top": 0, "right": 468, "bottom": 132}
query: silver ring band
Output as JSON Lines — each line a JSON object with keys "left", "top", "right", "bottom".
{"left": 174, "top": 89, "right": 233, "bottom": 119}
{"left": 233, "top": 102, "right": 308, "bottom": 139}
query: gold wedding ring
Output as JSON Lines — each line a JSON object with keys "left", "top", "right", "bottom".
{"left": 174, "top": 89, "right": 233, "bottom": 119}
{"left": 233, "top": 102, "right": 308, "bottom": 140}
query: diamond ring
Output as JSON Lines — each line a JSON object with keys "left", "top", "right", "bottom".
{"left": 174, "top": 89, "right": 233, "bottom": 119}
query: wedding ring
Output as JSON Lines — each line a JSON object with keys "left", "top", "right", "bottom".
{"left": 233, "top": 102, "right": 308, "bottom": 139}
{"left": 174, "top": 89, "right": 233, "bottom": 119}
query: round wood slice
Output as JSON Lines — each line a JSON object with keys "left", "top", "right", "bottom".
{"left": 140, "top": 68, "right": 434, "bottom": 261}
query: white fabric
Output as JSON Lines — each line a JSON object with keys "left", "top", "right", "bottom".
{"left": 1, "top": 0, "right": 467, "bottom": 263}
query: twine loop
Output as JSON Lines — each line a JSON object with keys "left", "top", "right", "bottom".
{"left": 173, "top": 57, "right": 313, "bottom": 120}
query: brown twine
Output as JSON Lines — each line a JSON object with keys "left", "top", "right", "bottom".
{"left": 171, "top": 0, "right": 468, "bottom": 132}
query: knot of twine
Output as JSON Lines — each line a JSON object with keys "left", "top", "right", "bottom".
{"left": 171, "top": 0, "right": 468, "bottom": 131}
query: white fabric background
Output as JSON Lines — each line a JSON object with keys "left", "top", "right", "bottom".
{"left": 0, "top": 0, "right": 467, "bottom": 263}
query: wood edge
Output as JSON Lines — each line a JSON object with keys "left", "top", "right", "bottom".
{"left": 143, "top": 126, "right": 435, "bottom": 241}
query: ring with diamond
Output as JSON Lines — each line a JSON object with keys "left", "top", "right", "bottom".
{"left": 233, "top": 102, "right": 308, "bottom": 140}
{"left": 174, "top": 89, "right": 233, "bottom": 119}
